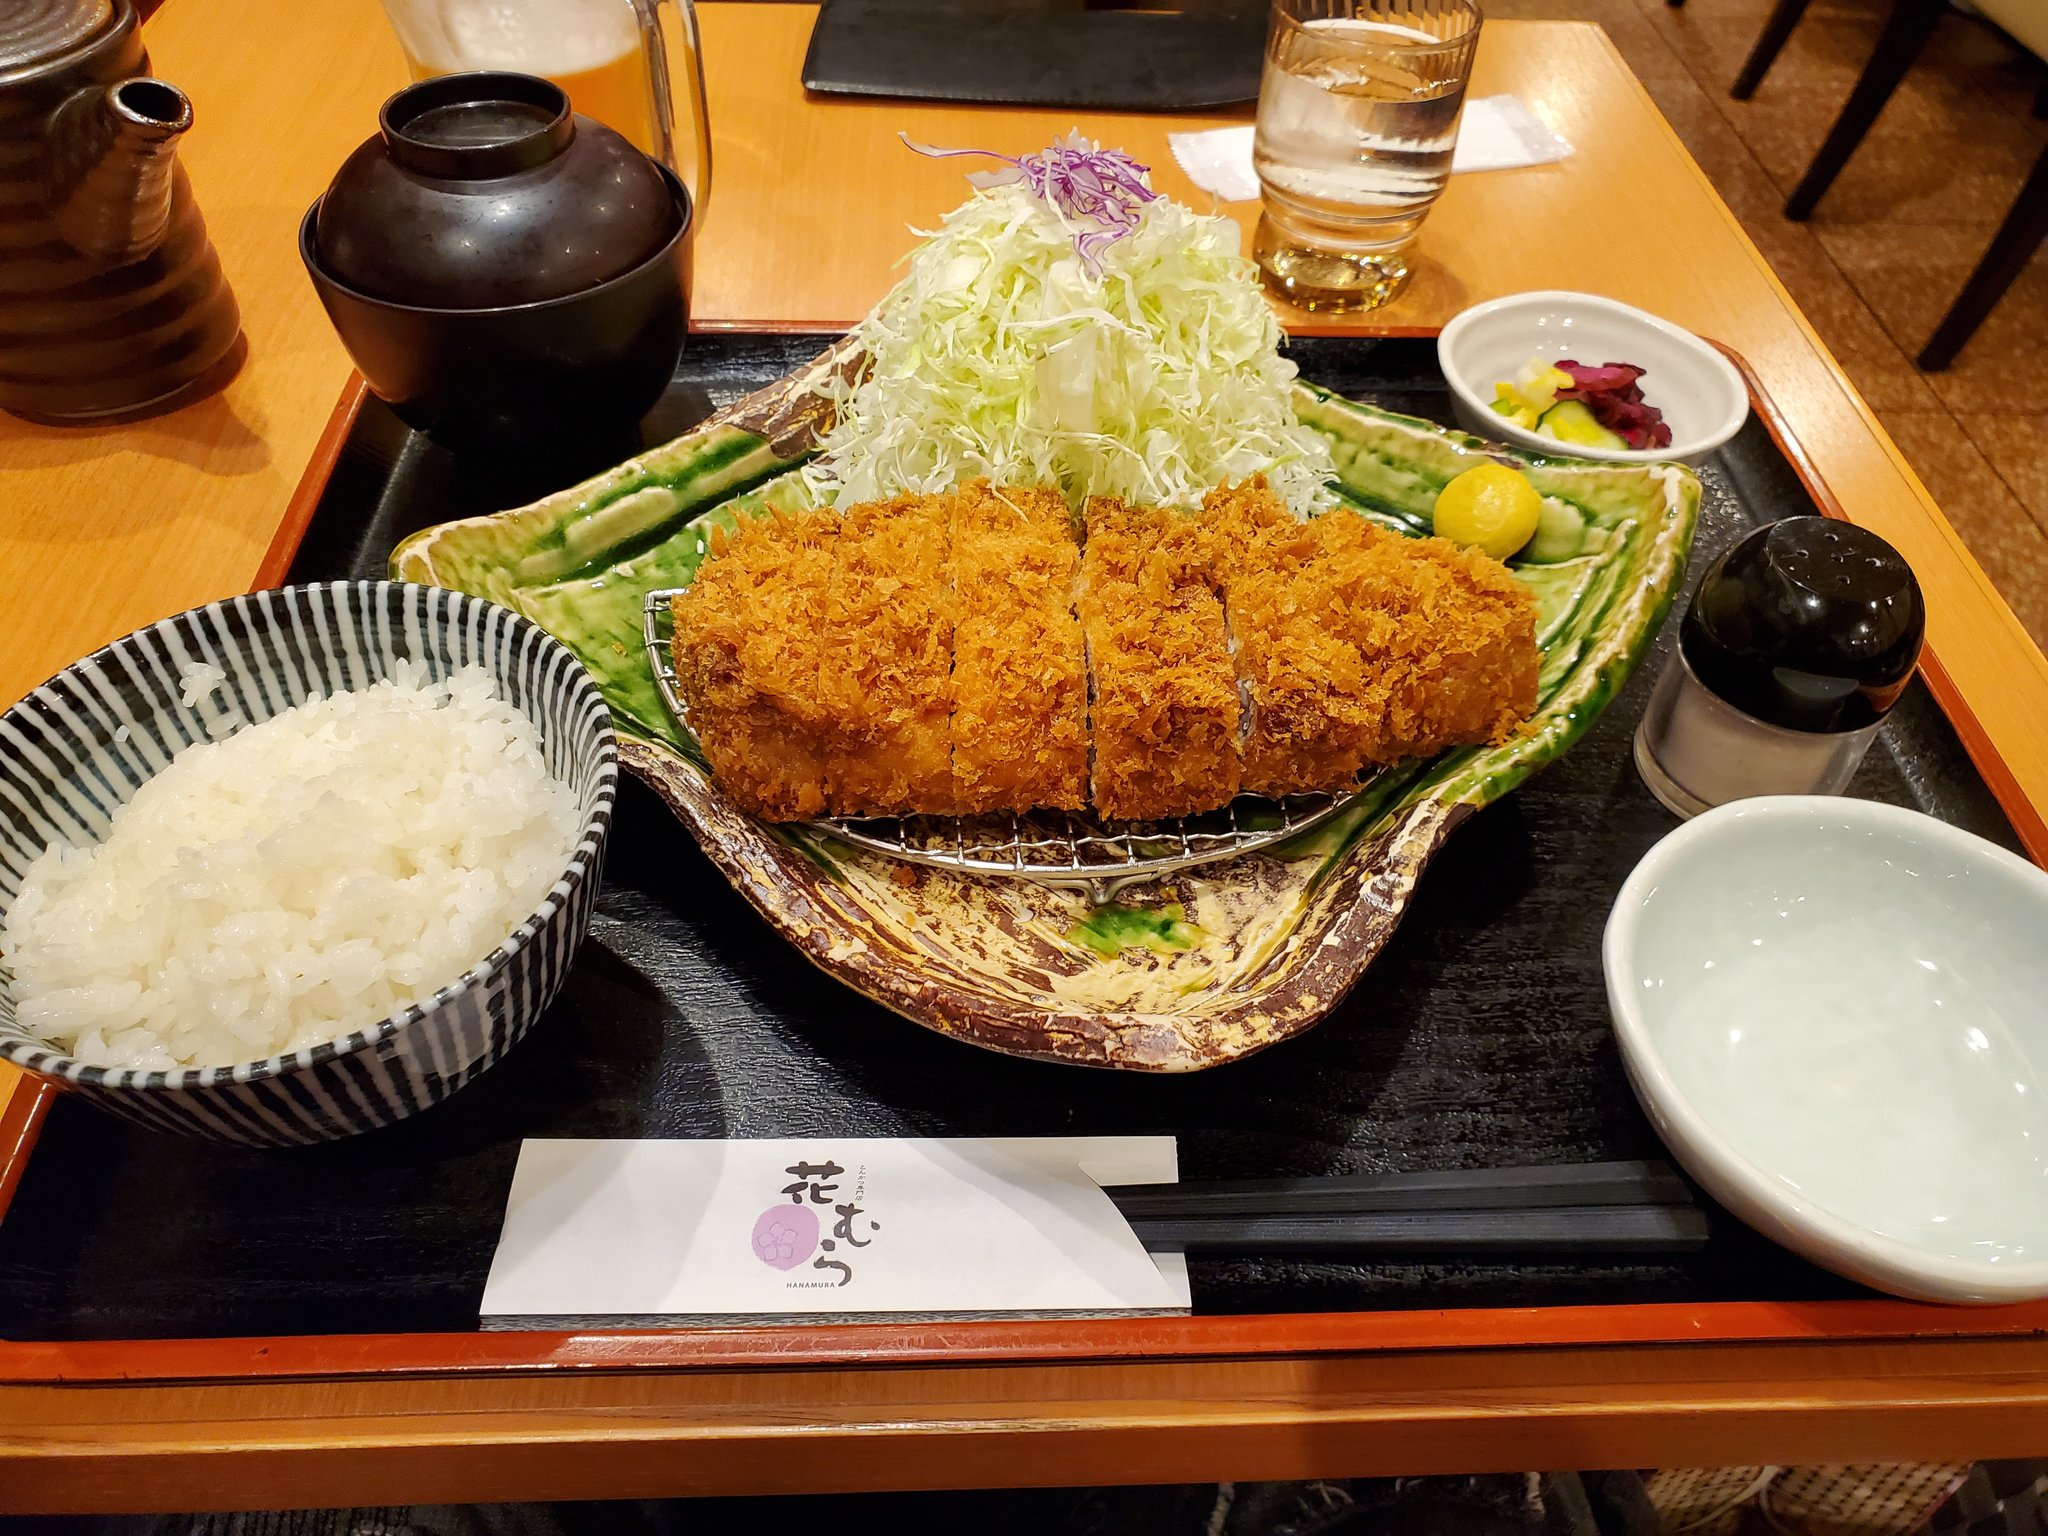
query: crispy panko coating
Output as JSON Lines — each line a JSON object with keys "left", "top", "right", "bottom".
{"left": 671, "top": 508, "right": 837, "bottom": 819}
{"left": 1343, "top": 521, "right": 1539, "bottom": 762}
{"left": 818, "top": 492, "right": 957, "bottom": 815}
{"left": 1203, "top": 481, "right": 1381, "bottom": 795}
{"left": 1080, "top": 496, "right": 1243, "bottom": 820}
{"left": 1205, "top": 478, "right": 1539, "bottom": 777}
{"left": 674, "top": 480, "right": 1538, "bottom": 825}
{"left": 949, "top": 480, "right": 1088, "bottom": 812}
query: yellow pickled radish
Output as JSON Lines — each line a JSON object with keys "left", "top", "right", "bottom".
{"left": 1512, "top": 357, "right": 1575, "bottom": 410}
{"left": 1433, "top": 463, "right": 1544, "bottom": 561}
{"left": 1490, "top": 381, "right": 1539, "bottom": 429}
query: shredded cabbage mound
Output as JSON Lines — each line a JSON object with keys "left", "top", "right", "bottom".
{"left": 801, "top": 172, "right": 1335, "bottom": 516}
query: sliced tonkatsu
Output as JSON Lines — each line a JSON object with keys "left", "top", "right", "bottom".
{"left": 1203, "top": 482, "right": 1383, "bottom": 795}
{"left": 1342, "top": 524, "right": 1539, "bottom": 762}
{"left": 1207, "top": 481, "right": 1538, "bottom": 771}
{"left": 672, "top": 480, "right": 1540, "bottom": 822}
{"left": 1079, "top": 496, "right": 1243, "bottom": 820}
{"left": 948, "top": 480, "right": 1089, "bottom": 812}
{"left": 670, "top": 507, "right": 838, "bottom": 820}
{"left": 816, "top": 492, "right": 957, "bottom": 815}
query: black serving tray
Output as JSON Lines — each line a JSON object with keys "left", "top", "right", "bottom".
{"left": 0, "top": 335, "right": 2018, "bottom": 1343}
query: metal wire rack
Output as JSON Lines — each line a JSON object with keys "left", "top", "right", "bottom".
{"left": 645, "top": 589, "right": 1360, "bottom": 901}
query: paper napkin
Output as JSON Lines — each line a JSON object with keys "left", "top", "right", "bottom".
{"left": 1168, "top": 95, "right": 1574, "bottom": 204}
{"left": 481, "top": 1135, "right": 1190, "bottom": 1318}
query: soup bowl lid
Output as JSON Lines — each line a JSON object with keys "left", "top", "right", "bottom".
{"left": 310, "top": 70, "right": 680, "bottom": 310}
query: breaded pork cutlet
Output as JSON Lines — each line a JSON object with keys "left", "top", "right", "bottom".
{"left": 675, "top": 482, "right": 1538, "bottom": 824}
{"left": 1203, "top": 481, "right": 1382, "bottom": 795}
{"left": 1345, "top": 525, "right": 1539, "bottom": 761}
{"left": 817, "top": 492, "right": 956, "bottom": 815}
{"left": 671, "top": 508, "right": 837, "bottom": 820}
{"left": 1080, "top": 496, "right": 1242, "bottom": 820}
{"left": 949, "top": 480, "right": 1088, "bottom": 812}
{"left": 1267, "top": 505, "right": 1537, "bottom": 765}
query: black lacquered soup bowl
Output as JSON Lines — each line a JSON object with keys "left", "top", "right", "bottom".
{"left": 300, "top": 166, "right": 692, "bottom": 449}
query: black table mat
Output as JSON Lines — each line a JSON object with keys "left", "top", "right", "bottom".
{"left": 802, "top": 1, "right": 1265, "bottom": 111}
{"left": 0, "top": 335, "right": 2017, "bottom": 1342}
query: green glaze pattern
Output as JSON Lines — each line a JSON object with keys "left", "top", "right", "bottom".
{"left": 392, "top": 339, "right": 1699, "bottom": 1070}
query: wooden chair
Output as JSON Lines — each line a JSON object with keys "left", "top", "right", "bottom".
{"left": 1732, "top": 0, "right": 1813, "bottom": 98}
{"left": 1768, "top": 0, "right": 2048, "bottom": 369}
{"left": 1918, "top": 139, "right": 2046, "bottom": 368}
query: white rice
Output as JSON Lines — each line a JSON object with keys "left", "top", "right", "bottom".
{"left": 177, "top": 660, "right": 226, "bottom": 709}
{"left": 2, "top": 661, "right": 581, "bottom": 1072}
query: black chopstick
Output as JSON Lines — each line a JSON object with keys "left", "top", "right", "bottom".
{"left": 1101, "top": 1161, "right": 1707, "bottom": 1258}
{"left": 1119, "top": 1205, "right": 1709, "bottom": 1257}
{"left": 1103, "top": 1160, "right": 1690, "bottom": 1218}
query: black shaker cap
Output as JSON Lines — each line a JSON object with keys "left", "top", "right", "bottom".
{"left": 1679, "top": 515, "right": 1924, "bottom": 734}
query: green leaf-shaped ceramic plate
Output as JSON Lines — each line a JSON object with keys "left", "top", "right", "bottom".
{"left": 393, "top": 338, "right": 1699, "bottom": 1070}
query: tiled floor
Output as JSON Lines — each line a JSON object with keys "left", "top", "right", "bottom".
{"left": 1494, "top": 0, "right": 2048, "bottom": 643}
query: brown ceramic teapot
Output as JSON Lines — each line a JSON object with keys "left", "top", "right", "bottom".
{"left": 0, "top": 0, "right": 243, "bottom": 423}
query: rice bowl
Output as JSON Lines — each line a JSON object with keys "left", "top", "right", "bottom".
{"left": 0, "top": 582, "right": 615, "bottom": 1145}
{"left": 4, "top": 661, "right": 582, "bottom": 1072}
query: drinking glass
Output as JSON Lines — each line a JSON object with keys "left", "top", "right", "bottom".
{"left": 379, "top": 0, "right": 710, "bottom": 214}
{"left": 1252, "top": 0, "right": 1480, "bottom": 311}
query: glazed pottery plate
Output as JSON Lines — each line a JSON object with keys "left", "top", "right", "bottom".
{"left": 393, "top": 337, "right": 1699, "bottom": 1070}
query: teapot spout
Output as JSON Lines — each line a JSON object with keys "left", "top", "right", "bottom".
{"left": 48, "top": 79, "right": 194, "bottom": 264}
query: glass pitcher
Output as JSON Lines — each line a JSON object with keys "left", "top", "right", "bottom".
{"left": 379, "top": 0, "right": 710, "bottom": 215}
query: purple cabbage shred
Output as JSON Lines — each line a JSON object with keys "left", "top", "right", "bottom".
{"left": 902, "top": 131, "right": 1159, "bottom": 275}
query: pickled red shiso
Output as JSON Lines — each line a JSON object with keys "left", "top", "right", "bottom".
{"left": 1555, "top": 360, "right": 1672, "bottom": 451}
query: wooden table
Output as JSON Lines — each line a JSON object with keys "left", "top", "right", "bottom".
{"left": 4, "top": 0, "right": 2048, "bottom": 1511}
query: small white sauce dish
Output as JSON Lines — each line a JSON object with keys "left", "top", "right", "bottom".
{"left": 1438, "top": 291, "right": 1750, "bottom": 466}
{"left": 1603, "top": 795, "right": 2048, "bottom": 1304}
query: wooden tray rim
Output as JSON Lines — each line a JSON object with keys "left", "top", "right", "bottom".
{"left": 3, "top": 325, "right": 2043, "bottom": 1388}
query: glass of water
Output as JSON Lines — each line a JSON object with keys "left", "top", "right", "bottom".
{"left": 1253, "top": 0, "right": 1481, "bottom": 311}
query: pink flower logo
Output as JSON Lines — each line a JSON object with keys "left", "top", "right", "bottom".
{"left": 751, "top": 1204, "right": 819, "bottom": 1270}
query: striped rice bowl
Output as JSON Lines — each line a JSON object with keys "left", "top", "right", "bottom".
{"left": 0, "top": 582, "right": 615, "bottom": 1145}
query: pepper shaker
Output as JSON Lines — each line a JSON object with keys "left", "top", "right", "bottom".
{"left": 1635, "top": 516, "right": 1924, "bottom": 818}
